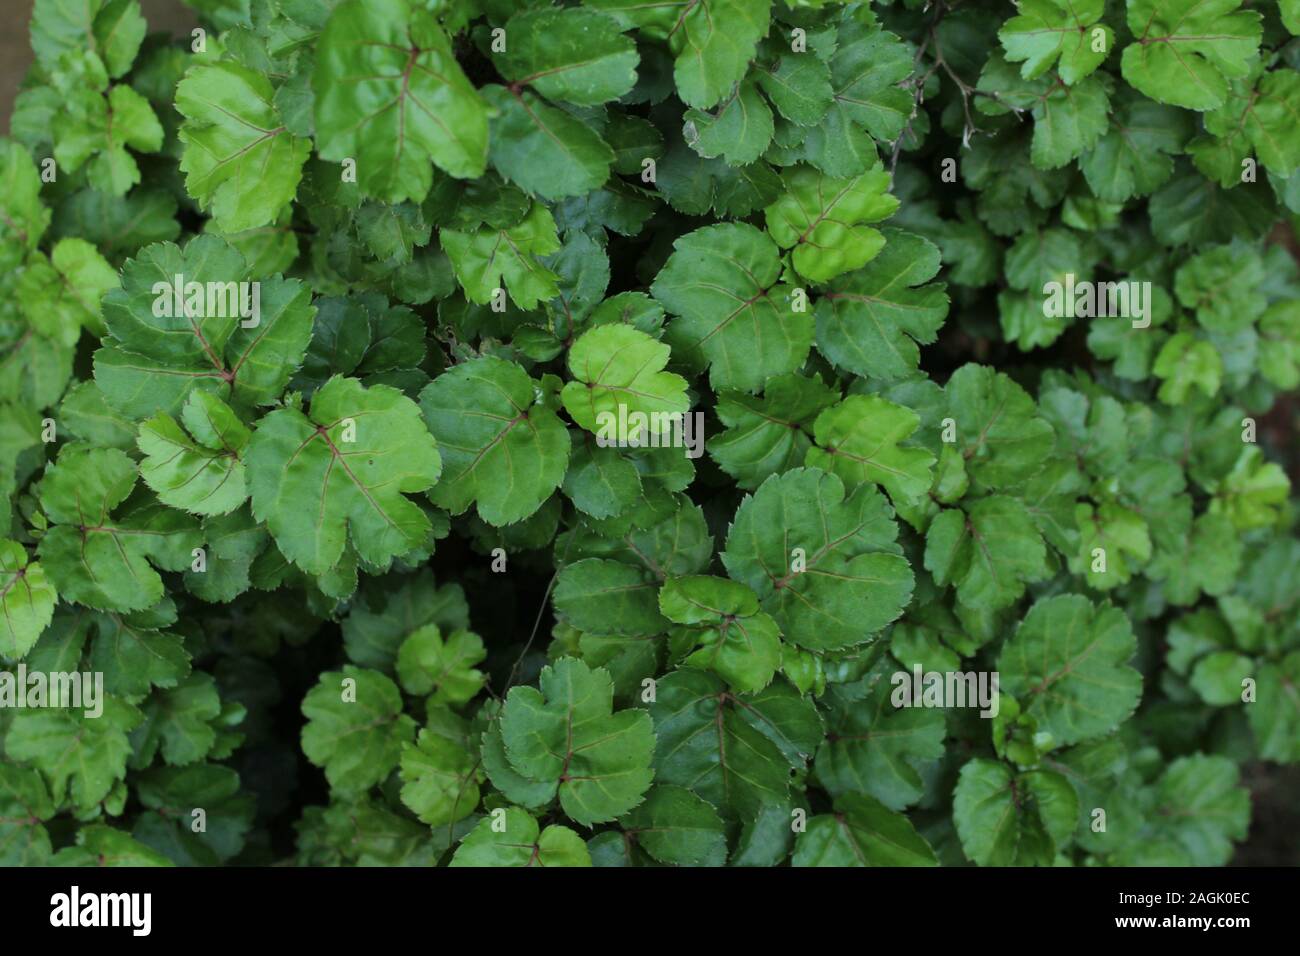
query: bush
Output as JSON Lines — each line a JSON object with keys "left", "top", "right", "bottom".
{"left": 1, "top": 0, "right": 1297, "bottom": 868}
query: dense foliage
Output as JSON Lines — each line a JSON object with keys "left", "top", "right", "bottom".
{"left": 1, "top": 0, "right": 1298, "bottom": 868}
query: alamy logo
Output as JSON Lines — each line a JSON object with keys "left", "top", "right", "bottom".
{"left": 152, "top": 274, "right": 260, "bottom": 328}
{"left": 891, "top": 665, "right": 1000, "bottom": 718}
{"left": 50, "top": 886, "right": 151, "bottom": 936}
{"left": 1042, "top": 273, "right": 1151, "bottom": 328}
{"left": 595, "top": 406, "right": 705, "bottom": 459}
{"left": 0, "top": 665, "right": 103, "bottom": 718}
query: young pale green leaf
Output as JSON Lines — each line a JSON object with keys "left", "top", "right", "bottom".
{"left": 36, "top": 445, "right": 202, "bottom": 612}
{"left": 395, "top": 624, "right": 486, "bottom": 705}
{"left": 16, "top": 238, "right": 117, "bottom": 344}
{"left": 138, "top": 391, "right": 251, "bottom": 516}
{"left": 561, "top": 324, "right": 689, "bottom": 440}
{"left": 419, "top": 356, "right": 569, "bottom": 525}
{"left": 999, "top": 0, "right": 1112, "bottom": 85}
{"left": 807, "top": 394, "right": 936, "bottom": 507}
{"left": 398, "top": 710, "right": 481, "bottom": 826}
{"left": 764, "top": 165, "right": 898, "bottom": 283}
{"left": 4, "top": 696, "right": 142, "bottom": 811}
{"left": 440, "top": 202, "right": 562, "bottom": 310}
{"left": 659, "top": 575, "right": 782, "bottom": 693}
{"left": 95, "top": 236, "right": 315, "bottom": 418}
{"left": 313, "top": 0, "right": 488, "bottom": 201}
{"left": 246, "top": 376, "right": 442, "bottom": 575}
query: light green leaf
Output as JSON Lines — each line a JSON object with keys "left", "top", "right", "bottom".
{"left": 301, "top": 666, "right": 416, "bottom": 794}
{"left": 138, "top": 390, "right": 250, "bottom": 516}
{"left": 807, "top": 393, "right": 936, "bottom": 507}
{"left": 246, "top": 376, "right": 442, "bottom": 574}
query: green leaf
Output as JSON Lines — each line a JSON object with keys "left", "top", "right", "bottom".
{"left": 1249, "top": 651, "right": 1300, "bottom": 762}
{"left": 398, "top": 708, "right": 481, "bottom": 826}
{"left": 52, "top": 824, "right": 172, "bottom": 867}
{"left": 648, "top": 669, "right": 803, "bottom": 821}
{"left": 653, "top": 222, "right": 811, "bottom": 393}
{"left": 756, "top": 55, "right": 834, "bottom": 126}
{"left": 313, "top": 0, "right": 488, "bottom": 201}
{"left": 619, "top": 784, "right": 728, "bottom": 866}
{"left": 177, "top": 62, "right": 310, "bottom": 232}
{"left": 138, "top": 390, "right": 251, "bottom": 516}
{"left": 815, "top": 229, "right": 948, "bottom": 383}
{"left": 0, "top": 541, "right": 57, "bottom": 662}
{"left": 441, "top": 202, "right": 562, "bottom": 310}
{"left": 999, "top": 594, "right": 1143, "bottom": 744}
{"left": 924, "top": 497, "right": 1050, "bottom": 611}
{"left": 560, "top": 324, "right": 689, "bottom": 440}
{"left": 0, "top": 765, "right": 55, "bottom": 865}
{"left": 493, "top": 8, "right": 638, "bottom": 106}
{"left": 722, "top": 467, "right": 913, "bottom": 650}
{"left": 499, "top": 657, "right": 655, "bottom": 825}
{"left": 1080, "top": 92, "right": 1190, "bottom": 201}
{"left": 807, "top": 394, "right": 936, "bottom": 507}
{"left": 953, "top": 760, "right": 1078, "bottom": 866}
{"left": 764, "top": 165, "right": 898, "bottom": 284}
{"left": 684, "top": 80, "right": 774, "bottom": 166}
{"left": 793, "top": 794, "right": 937, "bottom": 866}
{"left": 17, "top": 238, "right": 117, "bottom": 343}
{"left": 660, "top": 0, "right": 771, "bottom": 110}
{"left": 395, "top": 624, "right": 486, "bottom": 705}
{"left": 554, "top": 557, "right": 667, "bottom": 636}
{"left": 711, "top": 373, "right": 839, "bottom": 491}
{"left": 5, "top": 696, "right": 142, "bottom": 811}
{"left": 482, "top": 85, "right": 615, "bottom": 200}
{"left": 943, "top": 364, "right": 1054, "bottom": 490}
{"left": 660, "top": 574, "right": 782, "bottom": 693}
{"left": 999, "top": 0, "right": 1112, "bottom": 85}
{"left": 449, "top": 807, "right": 591, "bottom": 867}
{"left": 246, "top": 376, "right": 442, "bottom": 575}
{"left": 95, "top": 236, "right": 315, "bottom": 418}
{"left": 301, "top": 666, "right": 416, "bottom": 794}
{"left": 1119, "top": 0, "right": 1261, "bottom": 110}
{"left": 1153, "top": 332, "right": 1222, "bottom": 404}
{"left": 36, "top": 444, "right": 202, "bottom": 612}
{"left": 419, "top": 356, "right": 569, "bottom": 525}
{"left": 814, "top": 673, "right": 946, "bottom": 811}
